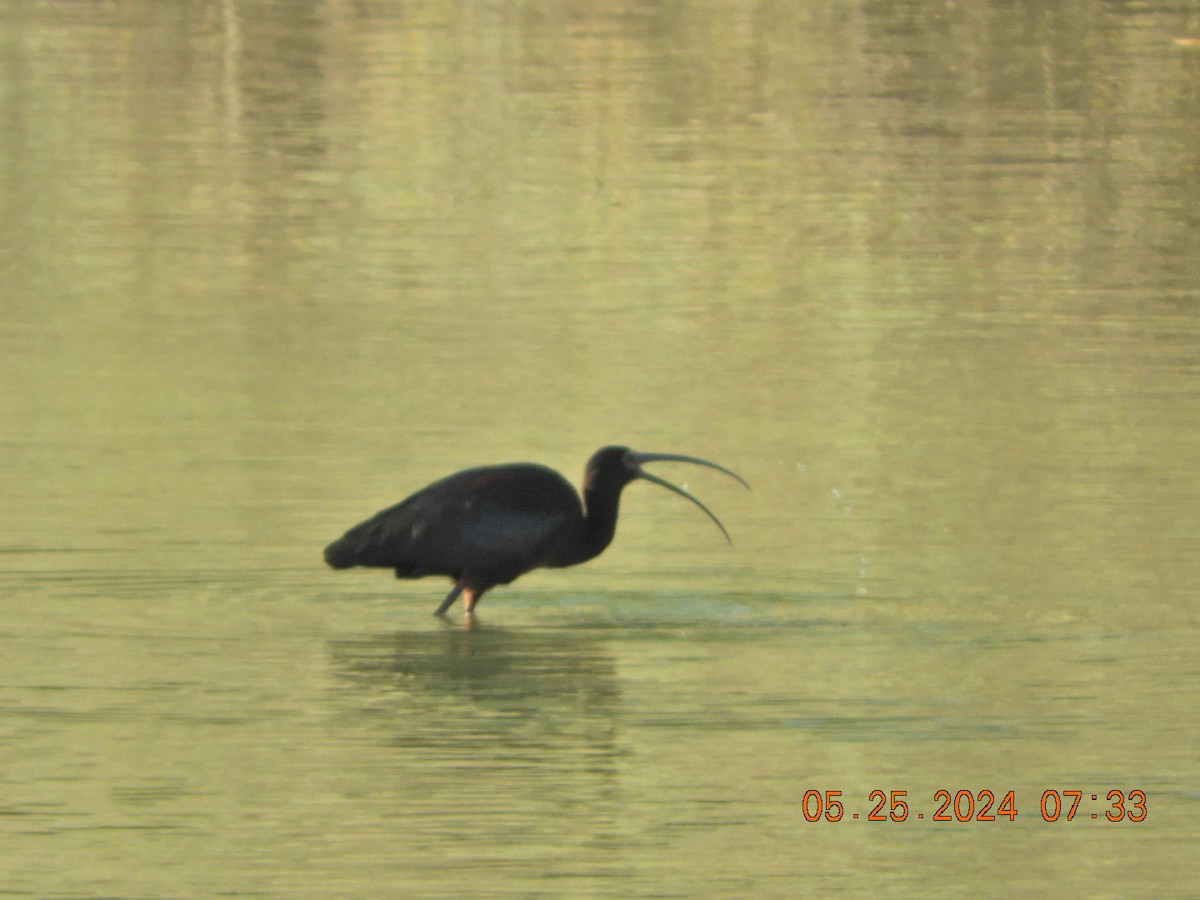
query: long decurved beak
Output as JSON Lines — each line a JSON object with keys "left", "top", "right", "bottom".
{"left": 632, "top": 452, "right": 750, "bottom": 544}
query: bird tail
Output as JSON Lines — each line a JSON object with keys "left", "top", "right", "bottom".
{"left": 323, "top": 537, "right": 359, "bottom": 569}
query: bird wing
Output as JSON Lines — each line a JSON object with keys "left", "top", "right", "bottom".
{"left": 456, "top": 497, "right": 572, "bottom": 561}
{"left": 325, "top": 463, "right": 582, "bottom": 580}
{"left": 436, "top": 467, "right": 580, "bottom": 573}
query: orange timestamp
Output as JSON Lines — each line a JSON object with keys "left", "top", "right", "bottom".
{"left": 802, "top": 789, "right": 1148, "bottom": 823}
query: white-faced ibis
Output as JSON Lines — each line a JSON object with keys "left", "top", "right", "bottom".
{"left": 324, "top": 445, "right": 748, "bottom": 616}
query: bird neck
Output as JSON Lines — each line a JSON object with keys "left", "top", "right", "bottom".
{"left": 573, "top": 481, "right": 623, "bottom": 564}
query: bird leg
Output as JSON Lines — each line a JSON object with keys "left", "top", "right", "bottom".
{"left": 434, "top": 582, "right": 465, "bottom": 616}
{"left": 462, "top": 587, "right": 480, "bottom": 615}
{"left": 435, "top": 581, "right": 488, "bottom": 617}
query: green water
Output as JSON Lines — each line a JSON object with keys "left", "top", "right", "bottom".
{"left": 2, "top": 2, "right": 1197, "bottom": 896}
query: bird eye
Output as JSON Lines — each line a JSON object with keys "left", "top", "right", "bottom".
{"left": 623, "top": 451, "right": 638, "bottom": 469}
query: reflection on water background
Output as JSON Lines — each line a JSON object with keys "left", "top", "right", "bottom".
{"left": 2, "top": 2, "right": 1198, "bottom": 896}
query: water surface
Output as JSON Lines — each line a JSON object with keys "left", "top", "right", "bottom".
{"left": 2, "top": 2, "right": 1198, "bottom": 896}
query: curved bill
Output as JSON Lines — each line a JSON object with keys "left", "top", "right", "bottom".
{"left": 634, "top": 452, "right": 751, "bottom": 490}
{"left": 633, "top": 453, "right": 750, "bottom": 544}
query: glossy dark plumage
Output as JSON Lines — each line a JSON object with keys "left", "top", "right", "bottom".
{"left": 324, "top": 445, "right": 747, "bottom": 616}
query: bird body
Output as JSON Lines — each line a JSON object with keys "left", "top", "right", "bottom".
{"left": 325, "top": 463, "right": 587, "bottom": 580}
{"left": 324, "top": 446, "right": 747, "bottom": 616}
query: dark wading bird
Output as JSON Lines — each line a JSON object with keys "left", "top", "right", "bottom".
{"left": 324, "top": 445, "right": 748, "bottom": 616}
